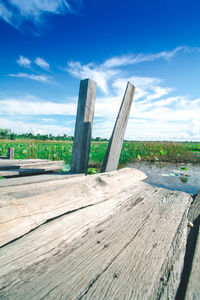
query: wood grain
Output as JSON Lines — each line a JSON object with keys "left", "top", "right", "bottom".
{"left": 0, "top": 182, "right": 192, "bottom": 300}
{"left": 0, "top": 168, "right": 146, "bottom": 246}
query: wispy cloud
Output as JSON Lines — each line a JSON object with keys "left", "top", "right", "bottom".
{"left": 34, "top": 57, "right": 50, "bottom": 70}
{"left": 0, "top": 0, "right": 82, "bottom": 31}
{"left": 9, "top": 73, "right": 53, "bottom": 83}
{"left": 0, "top": 3, "right": 13, "bottom": 26}
{"left": 103, "top": 46, "right": 193, "bottom": 68}
{"left": 17, "top": 55, "right": 31, "bottom": 68}
{"left": 67, "top": 47, "right": 199, "bottom": 94}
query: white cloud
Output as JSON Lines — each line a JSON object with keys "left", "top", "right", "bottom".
{"left": 67, "top": 61, "right": 118, "bottom": 94}
{"left": 67, "top": 47, "right": 199, "bottom": 94}
{"left": 0, "top": 98, "right": 77, "bottom": 115}
{"left": 1, "top": 86, "right": 200, "bottom": 141}
{"left": 17, "top": 55, "right": 31, "bottom": 68}
{"left": 0, "top": 117, "right": 73, "bottom": 136}
{"left": 3, "top": 48, "right": 200, "bottom": 141}
{"left": 34, "top": 57, "right": 50, "bottom": 70}
{"left": 9, "top": 72, "right": 53, "bottom": 83}
{"left": 0, "top": 0, "right": 82, "bottom": 30}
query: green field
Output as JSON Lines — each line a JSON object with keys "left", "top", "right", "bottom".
{"left": 1, "top": 139, "right": 200, "bottom": 169}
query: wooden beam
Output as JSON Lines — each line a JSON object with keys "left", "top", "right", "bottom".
{"left": 71, "top": 79, "right": 97, "bottom": 174}
{"left": 101, "top": 82, "right": 135, "bottom": 173}
{"left": 7, "top": 147, "right": 14, "bottom": 159}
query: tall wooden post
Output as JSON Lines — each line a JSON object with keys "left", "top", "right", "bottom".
{"left": 101, "top": 82, "right": 135, "bottom": 173}
{"left": 71, "top": 78, "right": 97, "bottom": 174}
{"left": 7, "top": 147, "right": 14, "bottom": 159}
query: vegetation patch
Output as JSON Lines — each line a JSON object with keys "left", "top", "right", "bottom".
{"left": 0, "top": 139, "right": 200, "bottom": 168}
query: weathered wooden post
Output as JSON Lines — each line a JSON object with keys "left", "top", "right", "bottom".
{"left": 71, "top": 78, "right": 97, "bottom": 174}
{"left": 101, "top": 82, "right": 135, "bottom": 173}
{"left": 7, "top": 147, "right": 14, "bottom": 159}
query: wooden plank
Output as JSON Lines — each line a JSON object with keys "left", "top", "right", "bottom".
{"left": 0, "top": 165, "right": 20, "bottom": 170}
{"left": 101, "top": 82, "right": 135, "bottom": 173}
{"left": 71, "top": 78, "right": 97, "bottom": 174}
{"left": 0, "top": 164, "right": 64, "bottom": 177}
{"left": 7, "top": 147, "right": 14, "bottom": 159}
{"left": 9, "top": 161, "right": 64, "bottom": 168}
{"left": 0, "top": 168, "right": 146, "bottom": 246}
{"left": 0, "top": 159, "right": 50, "bottom": 165}
{"left": 0, "top": 184, "right": 192, "bottom": 300}
{"left": 0, "top": 160, "right": 64, "bottom": 177}
{"left": 0, "top": 173, "right": 83, "bottom": 187}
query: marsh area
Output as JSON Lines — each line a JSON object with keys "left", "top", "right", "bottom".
{"left": 128, "top": 162, "right": 200, "bottom": 195}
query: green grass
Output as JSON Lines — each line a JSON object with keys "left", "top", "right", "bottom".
{"left": 0, "top": 139, "right": 200, "bottom": 168}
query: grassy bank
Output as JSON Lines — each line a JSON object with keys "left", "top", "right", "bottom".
{"left": 0, "top": 139, "right": 200, "bottom": 168}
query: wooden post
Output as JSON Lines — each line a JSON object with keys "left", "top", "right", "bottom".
{"left": 7, "top": 147, "right": 14, "bottom": 159}
{"left": 101, "top": 82, "right": 135, "bottom": 173}
{"left": 71, "top": 78, "right": 97, "bottom": 174}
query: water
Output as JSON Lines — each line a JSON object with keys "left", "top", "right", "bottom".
{"left": 128, "top": 162, "right": 200, "bottom": 195}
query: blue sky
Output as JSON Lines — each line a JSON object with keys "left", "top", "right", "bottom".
{"left": 0, "top": 0, "right": 200, "bottom": 141}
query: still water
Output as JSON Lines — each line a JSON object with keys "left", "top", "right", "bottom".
{"left": 128, "top": 162, "right": 200, "bottom": 195}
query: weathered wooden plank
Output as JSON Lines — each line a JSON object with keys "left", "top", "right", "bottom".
{"left": 7, "top": 147, "right": 14, "bottom": 159}
{"left": 0, "top": 168, "right": 146, "bottom": 246}
{"left": 71, "top": 78, "right": 97, "bottom": 174}
{"left": 13, "top": 161, "right": 64, "bottom": 168}
{"left": 0, "top": 172, "right": 83, "bottom": 187}
{"left": 0, "top": 160, "right": 64, "bottom": 176}
{"left": 0, "top": 159, "right": 50, "bottom": 165}
{"left": 0, "top": 164, "right": 64, "bottom": 177}
{"left": 0, "top": 174, "right": 86, "bottom": 199}
{"left": 185, "top": 225, "right": 200, "bottom": 300}
{"left": 0, "top": 184, "right": 192, "bottom": 300}
{"left": 0, "top": 165, "right": 20, "bottom": 170}
{"left": 101, "top": 82, "right": 135, "bottom": 173}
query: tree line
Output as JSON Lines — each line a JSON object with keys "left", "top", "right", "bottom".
{"left": 0, "top": 128, "right": 108, "bottom": 142}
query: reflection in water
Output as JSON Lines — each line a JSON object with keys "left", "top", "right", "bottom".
{"left": 128, "top": 162, "right": 200, "bottom": 195}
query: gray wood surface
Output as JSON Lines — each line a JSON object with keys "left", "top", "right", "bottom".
{"left": 0, "top": 179, "right": 192, "bottom": 300}
{"left": 185, "top": 226, "right": 200, "bottom": 300}
{"left": 71, "top": 78, "right": 96, "bottom": 174}
{"left": 184, "top": 192, "right": 200, "bottom": 300}
{"left": 0, "top": 159, "right": 50, "bottom": 164}
{"left": 0, "top": 172, "right": 83, "bottom": 187}
{"left": 0, "top": 168, "right": 146, "bottom": 246}
{"left": 101, "top": 82, "right": 135, "bottom": 172}
{"left": 0, "top": 159, "right": 64, "bottom": 177}
{"left": 0, "top": 165, "right": 64, "bottom": 177}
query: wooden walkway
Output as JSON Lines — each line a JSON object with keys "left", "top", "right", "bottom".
{"left": 0, "top": 159, "right": 64, "bottom": 177}
{"left": 0, "top": 168, "right": 199, "bottom": 299}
